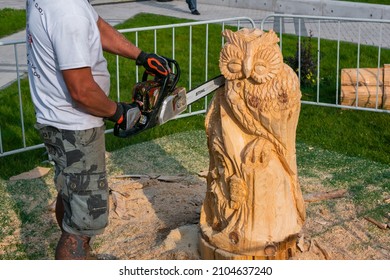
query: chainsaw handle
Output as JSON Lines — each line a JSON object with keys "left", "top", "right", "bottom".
{"left": 141, "top": 57, "right": 180, "bottom": 91}
{"left": 166, "top": 57, "right": 180, "bottom": 90}
{"left": 113, "top": 123, "right": 142, "bottom": 138}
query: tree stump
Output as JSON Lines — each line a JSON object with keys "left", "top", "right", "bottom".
{"left": 199, "top": 28, "right": 306, "bottom": 260}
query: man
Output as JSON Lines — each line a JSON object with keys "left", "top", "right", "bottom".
{"left": 186, "top": 0, "right": 200, "bottom": 15}
{"left": 156, "top": 0, "right": 200, "bottom": 15}
{"left": 26, "top": 0, "right": 170, "bottom": 259}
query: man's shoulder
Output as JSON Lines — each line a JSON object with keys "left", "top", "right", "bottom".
{"left": 36, "top": 0, "right": 92, "bottom": 16}
{"left": 38, "top": 0, "right": 96, "bottom": 26}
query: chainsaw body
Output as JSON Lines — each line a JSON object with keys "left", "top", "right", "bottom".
{"left": 114, "top": 58, "right": 187, "bottom": 138}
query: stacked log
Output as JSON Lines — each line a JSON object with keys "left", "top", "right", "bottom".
{"left": 383, "top": 64, "right": 390, "bottom": 109}
{"left": 340, "top": 64, "right": 390, "bottom": 109}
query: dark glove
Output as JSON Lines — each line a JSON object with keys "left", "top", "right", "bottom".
{"left": 108, "top": 102, "right": 141, "bottom": 130}
{"left": 136, "top": 51, "right": 170, "bottom": 78}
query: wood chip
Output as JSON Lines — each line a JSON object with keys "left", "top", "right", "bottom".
{"left": 156, "top": 175, "right": 185, "bottom": 182}
{"left": 197, "top": 170, "right": 208, "bottom": 178}
{"left": 308, "top": 239, "right": 314, "bottom": 252}
{"left": 304, "top": 189, "right": 347, "bottom": 203}
{"left": 111, "top": 190, "right": 134, "bottom": 220}
{"left": 297, "top": 235, "right": 305, "bottom": 252}
{"left": 47, "top": 199, "right": 56, "bottom": 212}
{"left": 314, "top": 219, "right": 328, "bottom": 226}
{"left": 109, "top": 188, "right": 130, "bottom": 198}
{"left": 364, "top": 216, "right": 388, "bottom": 230}
{"left": 112, "top": 174, "right": 153, "bottom": 179}
{"left": 112, "top": 174, "right": 187, "bottom": 182}
{"left": 313, "top": 239, "right": 331, "bottom": 260}
{"left": 9, "top": 166, "right": 51, "bottom": 181}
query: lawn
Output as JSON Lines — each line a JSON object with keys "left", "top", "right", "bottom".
{"left": 0, "top": 8, "right": 26, "bottom": 38}
{"left": 342, "top": 0, "right": 389, "bottom": 4}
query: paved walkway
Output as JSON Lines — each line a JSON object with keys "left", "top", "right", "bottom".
{"left": 1, "top": 0, "right": 390, "bottom": 89}
{"left": 0, "top": 0, "right": 270, "bottom": 24}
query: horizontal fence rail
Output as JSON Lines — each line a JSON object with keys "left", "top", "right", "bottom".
{"left": 0, "top": 17, "right": 255, "bottom": 157}
{"left": 260, "top": 14, "right": 390, "bottom": 113}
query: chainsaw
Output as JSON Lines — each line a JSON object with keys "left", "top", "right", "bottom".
{"left": 113, "top": 58, "right": 225, "bottom": 138}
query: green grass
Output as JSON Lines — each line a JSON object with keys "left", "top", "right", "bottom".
{"left": 341, "top": 0, "right": 389, "bottom": 4}
{"left": 0, "top": 176, "right": 57, "bottom": 259}
{"left": 297, "top": 105, "right": 390, "bottom": 164}
{"left": 0, "top": 8, "right": 26, "bottom": 38}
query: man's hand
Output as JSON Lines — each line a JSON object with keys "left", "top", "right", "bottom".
{"left": 108, "top": 102, "right": 141, "bottom": 130}
{"left": 136, "top": 51, "right": 170, "bottom": 78}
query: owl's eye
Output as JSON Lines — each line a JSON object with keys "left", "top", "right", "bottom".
{"left": 250, "top": 48, "right": 283, "bottom": 83}
{"left": 227, "top": 59, "right": 242, "bottom": 73}
{"left": 254, "top": 62, "right": 267, "bottom": 74}
{"left": 219, "top": 45, "right": 244, "bottom": 80}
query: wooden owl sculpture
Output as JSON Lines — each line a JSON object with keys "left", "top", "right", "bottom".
{"left": 199, "top": 28, "right": 306, "bottom": 259}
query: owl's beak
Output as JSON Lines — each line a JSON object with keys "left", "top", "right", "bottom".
{"left": 243, "top": 56, "right": 252, "bottom": 79}
{"left": 243, "top": 58, "right": 252, "bottom": 79}
{"left": 242, "top": 43, "right": 255, "bottom": 78}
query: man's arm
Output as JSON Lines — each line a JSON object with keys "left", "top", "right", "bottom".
{"left": 97, "top": 16, "right": 141, "bottom": 60}
{"left": 64, "top": 16, "right": 170, "bottom": 124}
{"left": 60, "top": 17, "right": 145, "bottom": 124}
{"left": 96, "top": 17, "right": 170, "bottom": 78}
{"left": 62, "top": 67, "right": 117, "bottom": 118}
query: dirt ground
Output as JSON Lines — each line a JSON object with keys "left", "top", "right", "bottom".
{"left": 90, "top": 173, "right": 390, "bottom": 260}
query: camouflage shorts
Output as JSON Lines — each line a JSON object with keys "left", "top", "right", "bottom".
{"left": 36, "top": 124, "right": 109, "bottom": 236}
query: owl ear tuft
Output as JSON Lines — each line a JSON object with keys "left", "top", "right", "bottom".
{"left": 222, "top": 29, "right": 236, "bottom": 44}
{"left": 222, "top": 29, "right": 248, "bottom": 51}
{"left": 258, "top": 30, "right": 280, "bottom": 45}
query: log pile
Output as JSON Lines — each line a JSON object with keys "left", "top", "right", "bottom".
{"left": 340, "top": 64, "right": 390, "bottom": 109}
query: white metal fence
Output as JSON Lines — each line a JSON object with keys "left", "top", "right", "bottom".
{"left": 0, "top": 17, "right": 255, "bottom": 157}
{"left": 261, "top": 14, "right": 390, "bottom": 112}
{"left": 1, "top": 14, "right": 390, "bottom": 157}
